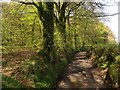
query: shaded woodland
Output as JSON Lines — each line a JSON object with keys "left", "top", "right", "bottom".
{"left": 1, "top": 0, "right": 120, "bottom": 88}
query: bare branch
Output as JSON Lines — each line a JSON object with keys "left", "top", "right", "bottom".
{"left": 95, "top": 13, "right": 120, "bottom": 17}
{"left": 65, "top": 2, "right": 85, "bottom": 19}
{"left": 54, "top": 13, "right": 59, "bottom": 23}
{"left": 76, "top": 13, "right": 120, "bottom": 18}
{"left": 54, "top": 2, "right": 61, "bottom": 13}
{"left": 18, "top": 1, "right": 38, "bottom": 8}
{"left": 59, "top": 2, "right": 68, "bottom": 22}
{"left": 61, "top": 2, "right": 68, "bottom": 12}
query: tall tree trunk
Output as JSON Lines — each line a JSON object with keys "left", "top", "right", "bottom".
{"left": 58, "top": 21, "right": 69, "bottom": 60}
{"left": 57, "top": 2, "right": 68, "bottom": 50}
{"left": 74, "top": 28, "right": 77, "bottom": 50}
{"left": 67, "top": 17, "right": 72, "bottom": 44}
{"left": 37, "top": 2, "right": 55, "bottom": 63}
{"left": 59, "top": 22, "right": 66, "bottom": 48}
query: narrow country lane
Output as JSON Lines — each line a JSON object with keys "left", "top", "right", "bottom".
{"left": 57, "top": 52, "right": 110, "bottom": 89}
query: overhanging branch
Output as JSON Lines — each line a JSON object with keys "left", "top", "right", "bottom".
{"left": 75, "top": 13, "right": 120, "bottom": 18}
{"left": 96, "top": 13, "right": 120, "bottom": 17}
{"left": 65, "top": 2, "right": 85, "bottom": 19}
{"left": 17, "top": 1, "right": 38, "bottom": 8}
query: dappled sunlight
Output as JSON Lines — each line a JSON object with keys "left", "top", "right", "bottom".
{"left": 2, "top": 1, "right": 120, "bottom": 88}
{"left": 58, "top": 52, "right": 109, "bottom": 88}
{"left": 2, "top": 50, "right": 37, "bottom": 86}
{"left": 58, "top": 80, "right": 71, "bottom": 88}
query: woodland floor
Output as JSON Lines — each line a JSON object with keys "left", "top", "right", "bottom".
{"left": 2, "top": 50, "right": 37, "bottom": 87}
{"left": 2, "top": 51, "right": 112, "bottom": 88}
{"left": 2, "top": 50, "right": 36, "bottom": 77}
{"left": 57, "top": 52, "right": 111, "bottom": 89}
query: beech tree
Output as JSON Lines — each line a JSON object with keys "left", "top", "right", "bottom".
{"left": 9, "top": 0, "right": 107, "bottom": 62}
{"left": 17, "top": 1, "right": 55, "bottom": 63}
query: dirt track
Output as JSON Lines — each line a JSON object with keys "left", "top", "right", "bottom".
{"left": 57, "top": 52, "right": 109, "bottom": 89}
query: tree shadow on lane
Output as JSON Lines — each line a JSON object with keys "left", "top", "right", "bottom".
{"left": 57, "top": 52, "right": 110, "bottom": 89}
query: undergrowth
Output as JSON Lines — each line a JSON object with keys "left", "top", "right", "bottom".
{"left": 3, "top": 52, "right": 69, "bottom": 88}
{"left": 2, "top": 74, "right": 26, "bottom": 88}
{"left": 94, "top": 43, "right": 120, "bottom": 88}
